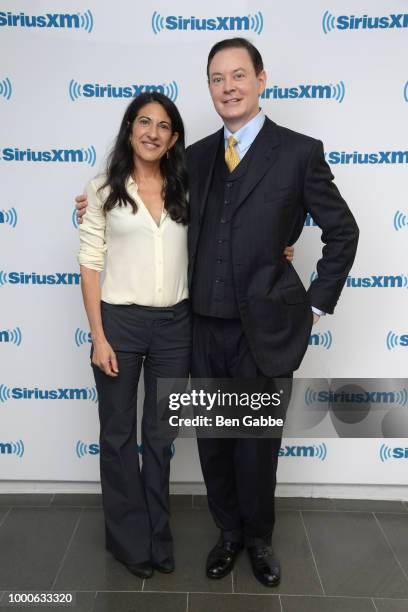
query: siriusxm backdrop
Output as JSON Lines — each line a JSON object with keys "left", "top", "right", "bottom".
{"left": 0, "top": 0, "right": 407, "bottom": 490}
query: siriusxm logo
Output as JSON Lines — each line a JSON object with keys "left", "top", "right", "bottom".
{"left": 76, "top": 441, "right": 100, "bottom": 457}
{"left": 0, "top": 10, "right": 93, "bottom": 32}
{"left": 262, "top": 81, "right": 345, "bottom": 103}
{"left": 310, "top": 271, "right": 408, "bottom": 289}
{"left": 394, "top": 210, "right": 408, "bottom": 231}
{"left": 305, "top": 387, "right": 407, "bottom": 406}
{"left": 0, "top": 146, "right": 96, "bottom": 166}
{"left": 0, "top": 207, "right": 17, "bottom": 228}
{"left": 0, "top": 271, "right": 80, "bottom": 286}
{"left": 386, "top": 331, "right": 408, "bottom": 350}
{"left": 325, "top": 150, "right": 408, "bottom": 165}
{"left": 0, "top": 440, "right": 24, "bottom": 458}
{"left": 0, "top": 327, "right": 22, "bottom": 346}
{"left": 304, "top": 213, "right": 318, "bottom": 227}
{"left": 151, "top": 11, "right": 263, "bottom": 34}
{"left": 279, "top": 443, "right": 327, "bottom": 460}
{"left": 76, "top": 440, "right": 175, "bottom": 458}
{"left": 379, "top": 444, "right": 408, "bottom": 462}
{"left": 309, "top": 331, "right": 333, "bottom": 349}
{"left": 0, "top": 384, "right": 97, "bottom": 403}
{"left": 0, "top": 77, "right": 12, "bottom": 100}
{"left": 322, "top": 11, "right": 408, "bottom": 33}
{"left": 75, "top": 328, "right": 91, "bottom": 347}
{"left": 69, "top": 80, "right": 178, "bottom": 102}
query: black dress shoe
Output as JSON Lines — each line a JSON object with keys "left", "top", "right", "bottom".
{"left": 206, "top": 539, "right": 242, "bottom": 579}
{"left": 153, "top": 557, "right": 175, "bottom": 573}
{"left": 248, "top": 545, "right": 280, "bottom": 587}
{"left": 125, "top": 561, "right": 153, "bottom": 579}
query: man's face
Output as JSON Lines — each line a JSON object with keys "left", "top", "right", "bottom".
{"left": 207, "top": 47, "right": 266, "bottom": 130}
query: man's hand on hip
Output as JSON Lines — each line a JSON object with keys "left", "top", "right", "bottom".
{"left": 75, "top": 193, "right": 88, "bottom": 224}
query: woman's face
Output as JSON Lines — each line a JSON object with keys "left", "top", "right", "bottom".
{"left": 130, "top": 102, "right": 178, "bottom": 164}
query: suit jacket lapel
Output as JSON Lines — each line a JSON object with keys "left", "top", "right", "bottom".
{"left": 233, "top": 117, "right": 281, "bottom": 212}
{"left": 195, "top": 129, "right": 223, "bottom": 219}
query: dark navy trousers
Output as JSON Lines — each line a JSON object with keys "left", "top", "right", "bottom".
{"left": 191, "top": 313, "right": 292, "bottom": 547}
{"left": 92, "top": 300, "right": 191, "bottom": 565}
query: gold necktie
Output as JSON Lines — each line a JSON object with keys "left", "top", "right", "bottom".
{"left": 225, "top": 136, "right": 240, "bottom": 172}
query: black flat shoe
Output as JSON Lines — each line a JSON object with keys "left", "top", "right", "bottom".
{"left": 206, "top": 539, "right": 242, "bottom": 579}
{"left": 125, "top": 561, "right": 153, "bottom": 579}
{"left": 248, "top": 545, "right": 280, "bottom": 587}
{"left": 153, "top": 557, "right": 175, "bottom": 573}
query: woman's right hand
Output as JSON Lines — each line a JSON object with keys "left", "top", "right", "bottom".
{"left": 92, "top": 337, "right": 119, "bottom": 377}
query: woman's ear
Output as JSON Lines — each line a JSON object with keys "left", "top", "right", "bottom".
{"left": 169, "top": 131, "right": 179, "bottom": 149}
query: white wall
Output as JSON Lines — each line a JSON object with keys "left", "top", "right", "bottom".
{"left": 0, "top": 0, "right": 407, "bottom": 495}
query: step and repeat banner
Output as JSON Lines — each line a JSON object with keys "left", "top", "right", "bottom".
{"left": 0, "top": 0, "right": 407, "bottom": 487}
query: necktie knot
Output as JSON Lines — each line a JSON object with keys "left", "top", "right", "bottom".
{"left": 225, "top": 136, "right": 240, "bottom": 172}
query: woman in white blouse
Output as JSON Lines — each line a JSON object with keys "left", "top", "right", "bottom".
{"left": 78, "top": 93, "right": 190, "bottom": 579}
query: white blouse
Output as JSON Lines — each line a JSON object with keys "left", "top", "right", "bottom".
{"left": 78, "top": 175, "right": 189, "bottom": 307}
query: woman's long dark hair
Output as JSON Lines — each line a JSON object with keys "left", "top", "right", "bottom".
{"left": 99, "top": 92, "right": 188, "bottom": 224}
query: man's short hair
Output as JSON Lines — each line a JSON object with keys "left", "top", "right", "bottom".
{"left": 207, "top": 38, "right": 264, "bottom": 79}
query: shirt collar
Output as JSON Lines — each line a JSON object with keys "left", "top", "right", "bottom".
{"left": 223, "top": 109, "right": 265, "bottom": 151}
{"left": 126, "top": 174, "right": 137, "bottom": 189}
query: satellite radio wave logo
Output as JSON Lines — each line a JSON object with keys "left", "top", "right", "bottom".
{"left": 0, "top": 10, "right": 94, "bottom": 33}
{"left": 394, "top": 210, "right": 408, "bottom": 231}
{"left": 76, "top": 440, "right": 175, "bottom": 458}
{"left": 0, "top": 77, "right": 12, "bottom": 100}
{"left": 76, "top": 440, "right": 99, "bottom": 457}
{"left": 305, "top": 386, "right": 408, "bottom": 406}
{"left": 304, "top": 213, "right": 318, "bottom": 227}
{"left": 404, "top": 81, "right": 408, "bottom": 103}
{"left": 0, "top": 146, "right": 96, "bottom": 166}
{"left": 0, "top": 440, "right": 24, "bottom": 458}
{"left": 69, "top": 80, "right": 179, "bottom": 102}
{"left": 72, "top": 209, "right": 78, "bottom": 229}
{"left": 0, "top": 271, "right": 80, "bottom": 286}
{"left": 75, "top": 328, "right": 91, "bottom": 347}
{"left": 309, "top": 331, "right": 333, "bottom": 349}
{"left": 262, "top": 81, "right": 345, "bottom": 103}
{"left": 386, "top": 331, "right": 408, "bottom": 350}
{"left": 0, "top": 207, "right": 17, "bottom": 227}
{"left": 322, "top": 11, "right": 408, "bottom": 33}
{"left": 325, "top": 150, "right": 408, "bottom": 165}
{"left": 0, "top": 327, "right": 22, "bottom": 346}
{"left": 151, "top": 11, "right": 263, "bottom": 34}
{"left": 310, "top": 271, "right": 408, "bottom": 289}
{"left": 0, "top": 384, "right": 98, "bottom": 403}
{"left": 279, "top": 443, "right": 327, "bottom": 460}
{"left": 379, "top": 444, "right": 408, "bottom": 462}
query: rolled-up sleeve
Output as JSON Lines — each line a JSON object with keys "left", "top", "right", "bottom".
{"left": 77, "top": 178, "right": 107, "bottom": 271}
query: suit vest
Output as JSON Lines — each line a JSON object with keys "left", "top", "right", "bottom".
{"left": 191, "top": 136, "right": 255, "bottom": 318}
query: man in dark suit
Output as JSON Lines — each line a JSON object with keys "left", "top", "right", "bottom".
{"left": 187, "top": 37, "right": 358, "bottom": 587}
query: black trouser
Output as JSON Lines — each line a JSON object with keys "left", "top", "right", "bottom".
{"left": 92, "top": 300, "right": 191, "bottom": 565}
{"left": 191, "top": 313, "right": 292, "bottom": 547}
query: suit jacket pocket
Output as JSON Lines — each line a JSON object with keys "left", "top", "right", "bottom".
{"left": 264, "top": 187, "right": 297, "bottom": 203}
{"left": 281, "top": 284, "right": 309, "bottom": 304}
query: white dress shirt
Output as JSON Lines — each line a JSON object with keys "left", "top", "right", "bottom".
{"left": 78, "top": 175, "right": 188, "bottom": 307}
{"left": 224, "top": 108, "right": 266, "bottom": 159}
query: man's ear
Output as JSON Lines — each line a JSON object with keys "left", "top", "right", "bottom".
{"left": 258, "top": 70, "right": 267, "bottom": 97}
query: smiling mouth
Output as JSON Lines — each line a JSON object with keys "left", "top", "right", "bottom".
{"left": 223, "top": 98, "right": 242, "bottom": 104}
{"left": 141, "top": 141, "right": 160, "bottom": 149}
